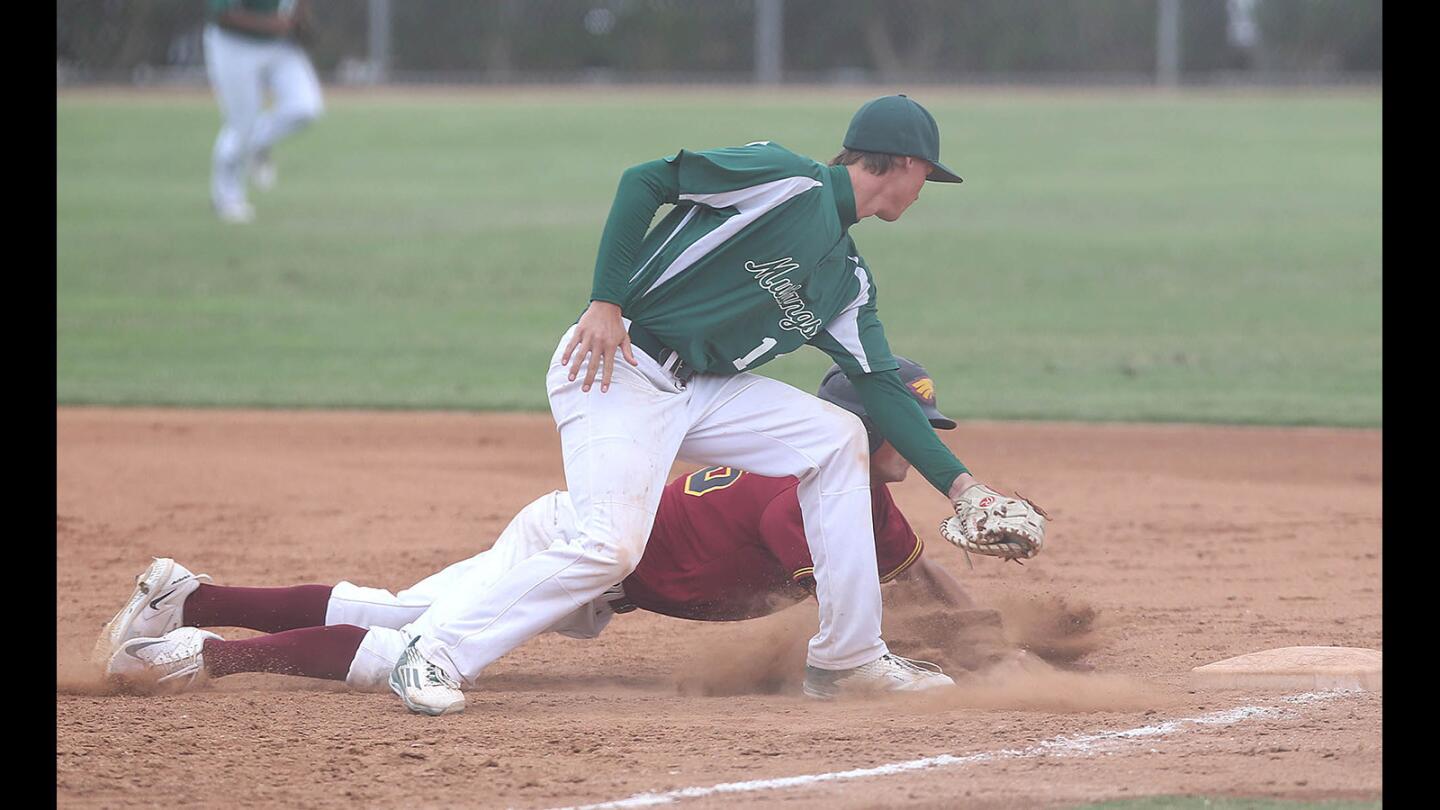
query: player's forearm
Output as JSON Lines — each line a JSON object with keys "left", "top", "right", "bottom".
{"left": 947, "top": 472, "right": 980, "bottom": 501}
{"left": 850, "top": 371, "right": 968, "bottom": 494}
{"left": 589, "top": 159, "right": 681, "bottom": 306}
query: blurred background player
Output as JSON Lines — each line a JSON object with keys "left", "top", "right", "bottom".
{"left": 203, "top": 0, "right": 323, "bottom": 223}
{"left": 96, "top": 359, "right": 995, "bottom": 710}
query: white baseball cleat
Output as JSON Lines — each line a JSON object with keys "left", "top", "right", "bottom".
{"left": 250, "top": 152, "right": 277, "bottom": 191}
{"left": 214, "top": 200, "right": 255, "bottom": 224}
{"left": 802, "top": 653, "right": 956, "bottom": 699}
{"left": 107, "top": 627, "right": 221, "bottom": 691}
{"left": 92, "top": 557, "right": 211, "bottom": 668}
{"left": 389, "top": 638, "right": 465, "bottom": 716}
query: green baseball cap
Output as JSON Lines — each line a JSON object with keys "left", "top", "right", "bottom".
{"left": 842, "top": 94, "right": 962, "bottom": 183}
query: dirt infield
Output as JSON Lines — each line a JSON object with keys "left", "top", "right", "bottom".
{"left": 56, "top": 408, "right": 1381, "bottom": 808}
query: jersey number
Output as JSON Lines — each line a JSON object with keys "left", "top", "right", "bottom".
{"left": 683, "top": 466, "right": 744, "bottom": 496}
{"left": 732, "top": 337, "right": 777, "bottom": 371}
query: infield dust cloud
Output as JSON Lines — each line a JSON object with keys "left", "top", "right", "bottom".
{"left": 673, "top": 599, "right": 813, "bottom": 697}
{"left": 56, "top": 636, "right": 125, "bottom": 696}
{"left": 671, "top": 591, "right": 1168, "bottom": 712}
{"left": 906, "top": 654, "right": 1176, "bottom": 714}
{"left": 989, "top": 592, "right": 1104, "bottom": 665}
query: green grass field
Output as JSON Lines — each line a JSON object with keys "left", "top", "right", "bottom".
{"left": 56, "top": 88, "right": 1381, "bottom": 425}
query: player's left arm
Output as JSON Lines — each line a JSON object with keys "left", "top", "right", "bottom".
{"left": 809, "top": 263, "right": 977, "bottom": 498}
{"left": 819, "top": 261, "right": 1049, "bottom": 560}
{"left": 850, "top": 371, "right": 980, "bottom": 499}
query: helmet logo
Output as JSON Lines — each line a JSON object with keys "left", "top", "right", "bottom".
{"left": 909, "top": 378, "right": 936, "bottom": 402}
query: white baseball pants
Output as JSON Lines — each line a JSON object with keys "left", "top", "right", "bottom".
{"left": 203, "top": 24, "right": 323, "bottom": 210}
{"left": 332, "top": 490, "right": 617, "bottom": 690}
{"left": 412, "top": 324, "right": 888, "bottom": 684}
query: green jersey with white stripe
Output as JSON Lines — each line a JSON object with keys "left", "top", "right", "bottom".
{"left": 209, "top": 0, "right": 294, "bottom": 15}
{"left": 587, "top": 140, "right": 969, "bottom": 494}
{"left": 592, "top": 141, "right": 895, "bottom": 378}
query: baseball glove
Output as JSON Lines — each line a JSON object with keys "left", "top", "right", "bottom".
{"left": 940, "top": 485, "right": 1049, "bottom": 564}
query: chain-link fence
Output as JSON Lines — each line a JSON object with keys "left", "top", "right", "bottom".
{"left": 56, "top": 0, "right": 1381, "bottom": 87}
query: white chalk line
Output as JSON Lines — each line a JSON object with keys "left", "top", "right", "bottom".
{"left": 536, "top": 689, "right": 1363, "bottom": 810}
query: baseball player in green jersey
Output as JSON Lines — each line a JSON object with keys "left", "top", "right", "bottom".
{"left": 391, "top": 95, "right": 1044, "bottom": 714}
{"left": 203, "top": 0, "right": 322, "bottom": 223}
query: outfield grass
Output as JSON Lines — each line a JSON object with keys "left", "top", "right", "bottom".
{"left": 56, "top": 88, "right": 1381, "bottom": 426}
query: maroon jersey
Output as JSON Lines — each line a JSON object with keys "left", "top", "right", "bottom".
{"left": 620, "top": 466, "right": 923, "bottom": 621}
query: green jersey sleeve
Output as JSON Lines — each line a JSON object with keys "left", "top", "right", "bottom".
{"left": 209, "top": 0, "right": 289, "bottom": 14}
{"left": 589, "top": 159, "right": 682, "bottom": 306}
{"left": 666, "top": 142, "right": 820, "bottom": 201}
{"left": 850, "top": 372, "right": 969, "bottom": 494}
{"left": 588, "top": 142, "right": 821, "bottom": 309}
{"left": 809, "top": 255, "right": 968, "bottom": 495}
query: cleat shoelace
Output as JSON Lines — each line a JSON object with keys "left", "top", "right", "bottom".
{"left": 404, "top": 650, "right": 459, "bottom": 691}
{"left": 878, "top": 654, "right": 945, "bottom": 677}
{"left": 425, "top": 662, "right": 459, "bottom": 690}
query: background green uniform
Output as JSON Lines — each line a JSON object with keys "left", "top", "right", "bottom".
{"left": 209, "top": 0, "right": 294, "bottom": 41}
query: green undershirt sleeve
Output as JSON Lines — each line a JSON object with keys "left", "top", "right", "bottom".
{"left": 589, "top": 158, "right": 682, "bottom": 306}
{"left": 849, "top": 371, "right": 968, "bottom": 495}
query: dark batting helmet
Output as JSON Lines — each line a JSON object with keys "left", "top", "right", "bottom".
{"left": 817, "top": 357, "right": 956, "bottom": 451}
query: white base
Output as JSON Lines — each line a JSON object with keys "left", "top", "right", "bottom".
{"left": 1189, "top": 646, "right": 1381, "bottom": 691}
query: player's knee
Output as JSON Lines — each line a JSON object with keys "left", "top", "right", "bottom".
{"left": 796, "top": 407, "right": 870, "bottom": 482}
{"left": 790, "top": 408, "right": 868, "bottom": 482}
{"left": 599, "top": 540, "right": 645, "bottom": 576}
{"left": 587, "top": 531, "right": 647, "bottom": 576}
{"left": 818, "top": 406, "right": 870, "bottom": 457}
{"left": 294, "top": 103, "right": 322, "bottom": 128}
{"left": 281, "top": 99, "right": 323, "bottom": 129}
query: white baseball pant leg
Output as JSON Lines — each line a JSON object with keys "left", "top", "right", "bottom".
{"left": 249, "top": 42, "right": 323, "bottom": 157}
{"left": 204, "top": 24, "right": 261, "bottom": 210}
{"left": 411, "top": 324, "right": 887, "bottom": 683}
{"left": 203, "top": 25, "right": 321, "bottom": 209}
{"left": 337, "top": 491, "right": 617, "bottom": 690}
{"left": 411, "top": 325, "right": 690, "bottom": 683}
{"left": 677, "top": 373, "right": 887, "bottom": 670}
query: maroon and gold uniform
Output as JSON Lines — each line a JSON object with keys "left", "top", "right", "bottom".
{"left": 100, "top": 467, "right": 929, "bottom": 691}
{"left": 621, "top": 466, "right": 923, "bottom": 621}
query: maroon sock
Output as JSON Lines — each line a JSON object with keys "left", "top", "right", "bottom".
{"left": 184, "top": 584, "right": 333, "bottom": 633}
{"left": 204, "top": 624, "right": 368, "bottom": 681}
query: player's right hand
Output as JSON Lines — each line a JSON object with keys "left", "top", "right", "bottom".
{"left": 563, "top": 301, "right": 637, "bottom": 393}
